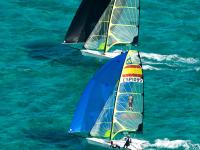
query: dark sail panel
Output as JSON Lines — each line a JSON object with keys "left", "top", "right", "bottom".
{"left": 64, "top": 0, "right": 111, "bottom": 43}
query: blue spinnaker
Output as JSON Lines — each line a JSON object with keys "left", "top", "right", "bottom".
{"left": 69, "top": 52, "right": 127, "bottom": 135}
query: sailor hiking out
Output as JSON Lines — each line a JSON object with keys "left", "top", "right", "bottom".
{"left": 123, "top": 135, "right": 132, "bottom": 149}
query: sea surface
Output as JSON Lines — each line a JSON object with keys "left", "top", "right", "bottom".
{"left": 0, "top": 0, "right": 200, "bottom": 149}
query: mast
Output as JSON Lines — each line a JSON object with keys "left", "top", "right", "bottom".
{"left": 103, "top": 0, "right": 116, "bottom": 53}
{"left": 135, "top": 0, "right": 140, "bottom": 46}
{"left": 138, "top": 0, "right": 141, "bottom": 45}
{"left": 109, "top": 80, "right": 120, "bottom": 140}
{"left": 110, "top": 50, "right": 144, "bottom": 139}
{"left": 89, "top": 51, "right": 143, "bottom": 139}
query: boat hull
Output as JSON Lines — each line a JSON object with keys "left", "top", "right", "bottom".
{"left": 81, "top": 49, "right": 122, "bottom": 59}
{"left": 86, "top": 137, "right": 145, "bottom": 150}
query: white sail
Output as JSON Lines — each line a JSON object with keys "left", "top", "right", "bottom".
{"left": 90, "top": 86, "right": 117, "bottom": 138}
{"left": 90, "top": 50, "right": 144, "bottom": 140}
{"left": 84, "top": 0, "right": 139, "bottom": 52}
{"left": 111, "top": 50, "right": 143, "bottom": 139}
{"left": 84, "top": 1, "right": 114, "bottom": 51}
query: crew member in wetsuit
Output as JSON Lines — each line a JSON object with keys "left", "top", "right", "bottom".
{"left": 123, "top": 135, "right": 131, "bottom": 148}
{"left": 128, "top": 95, "right": 134, "bottom": 111}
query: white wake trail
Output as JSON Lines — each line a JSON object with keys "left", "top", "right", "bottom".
{"left": 139, "top": 52, "right": 199, "bottom": 71}
{"left": 140, "top": 52, "right": 199, "bottom": 64}
{"left": 133, "top": 138, "right": 200, "bottom": 150}
{"left": 142, "top": 65, "right": 161, "bottom": 71}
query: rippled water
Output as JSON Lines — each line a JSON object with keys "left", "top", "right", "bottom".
{"left": 0, "top": 0, "right": 199, "bottom": 149}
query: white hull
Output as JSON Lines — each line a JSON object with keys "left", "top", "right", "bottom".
{"left": 86, "top": 137, "right": 146, "bottom": 150}
{"left": 81, "top": 49, "right": 122, "bottom": 59}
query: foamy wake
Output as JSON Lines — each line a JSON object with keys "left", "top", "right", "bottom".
{"left": 133, "top": 138, "right": 200, "bottom": 150}
{"left": 142, "top": 65, "right": 161, "bottom": 71}
{"left": 140, "top": 52, "right": 199, "bottom": 64}
{"left": 139, "top": 52, "right": 199, "bottom": 71}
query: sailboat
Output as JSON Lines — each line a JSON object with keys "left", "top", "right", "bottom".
{"left": 69, "top": 50, "right": 144, "bottom": 149}
{"left": 64, "top": 0, "right": 140, "bottom": 59}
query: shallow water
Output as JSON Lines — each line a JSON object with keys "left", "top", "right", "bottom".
{"left": 0, "top": 0, "right": 199, "bottom": 149}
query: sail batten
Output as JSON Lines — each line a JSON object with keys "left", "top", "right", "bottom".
{"left": 111, "top": 24, "right": 137, "bottom": 27}
{"left": 88, "top": 50, "right": 144, "bottom": 140}
{"left": 84, "top": 0, "right": 114, "bottom": 51}
{"left": 84, "top": 0, "right": 140, "bottom": 52}
{"left": 110, "top": 50, "right": 143, "bottom": 139}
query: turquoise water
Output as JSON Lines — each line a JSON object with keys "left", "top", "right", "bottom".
{"left": 0, "top": 0, "right": 200, "bottom": 149}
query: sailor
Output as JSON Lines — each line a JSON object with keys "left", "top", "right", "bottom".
{"left": 110, "top": 141, "right": 120, "bottom": 149}
{"left": 128, "top": 95, "right": 134, "bottom": 111}
{"left": 123, "top": 135, "right": 131, "bottom": 148}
